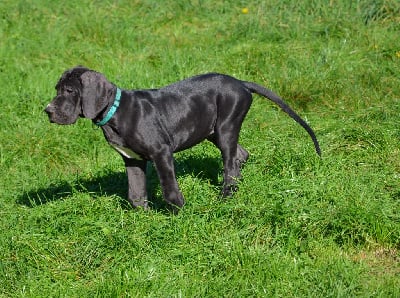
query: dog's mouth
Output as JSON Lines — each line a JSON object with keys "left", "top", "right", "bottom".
{"left": 46, "top": 114, "right": 58, "bottom": 124}
{"left": 46, "top": 116, "right": 75, "bottom": 125}
{"left": 44, "top": 106, "right": 55, "bottom": 123}
{"left": 44, "top": 110, "right": 79, "bottom": 125}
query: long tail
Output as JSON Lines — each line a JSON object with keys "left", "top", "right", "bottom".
{"left": 243, "top": 81, "right": 321, "bottom": 156}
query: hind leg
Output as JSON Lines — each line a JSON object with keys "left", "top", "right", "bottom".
{"left": 236, "top": 144, "right": 249, "bottom": 165}
{"left": 208, "top": 136, "right": 249, "bottom": 166}
{"left": 219, "top": 137, "right": 241, "bottom": 197}
{"left": 208, "top": 134, "right": 248, "bottom": 197}
{"left": 208, "top": 87, "right": 253, "bottom": 196}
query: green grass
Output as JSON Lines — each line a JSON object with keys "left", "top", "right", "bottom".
{"left": 1, "top": 0, "right": 400, "bottom": 296}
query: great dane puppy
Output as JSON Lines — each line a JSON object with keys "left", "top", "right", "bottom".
{"left": 45, "top": 66, "right": 321, "bottom": 211}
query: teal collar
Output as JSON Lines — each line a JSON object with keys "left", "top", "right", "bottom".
{"left": 96, "top": 88, "right": 122, "bottom": 126}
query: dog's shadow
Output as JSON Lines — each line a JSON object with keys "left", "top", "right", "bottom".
{"left": 17, "top": 155, "right": 222, "bottom": 210}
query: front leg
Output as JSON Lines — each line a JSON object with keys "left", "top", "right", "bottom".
{"left": 152, "top": 149, "right": 185, "bottom": 211}
{"left": 123, "top": 157, "right": 148, "bottom": 209}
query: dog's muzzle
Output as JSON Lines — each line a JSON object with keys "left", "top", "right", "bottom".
{"left": 44, "top": 104, "right": 55, "bottom": 122}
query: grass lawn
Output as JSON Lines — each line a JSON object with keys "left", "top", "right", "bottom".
{"left": 1, "top": 0, "right": 399, "bottom": 296}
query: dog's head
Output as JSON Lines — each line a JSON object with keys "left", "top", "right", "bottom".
{"left": 45, "top": 66, "right": 115, "bottom": 125}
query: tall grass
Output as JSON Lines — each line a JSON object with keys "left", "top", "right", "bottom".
{"left": 1, "top": 0, "right": 399, "bottom": 296}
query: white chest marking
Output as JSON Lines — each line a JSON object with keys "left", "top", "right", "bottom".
{"left": 111, "top": 144, "right": 143, "bottom": 160}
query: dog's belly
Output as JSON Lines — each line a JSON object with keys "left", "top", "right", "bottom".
{"left": 172, "top": 125, "right": 215, "bottom": 152}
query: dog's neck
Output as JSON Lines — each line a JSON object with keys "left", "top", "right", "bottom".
{"left": 95, "top": 87, "right": 122, "bottom": 126}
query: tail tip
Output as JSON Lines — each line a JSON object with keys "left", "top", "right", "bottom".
{"left": 316, "top": 146, "right": 322, "bottom": 157}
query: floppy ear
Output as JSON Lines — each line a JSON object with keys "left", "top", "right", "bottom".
{"left": 80, "top": 71, "right": 114, "bottom": 119}
{"left": 56, "top": 66, "right": 89, "bottom": 90}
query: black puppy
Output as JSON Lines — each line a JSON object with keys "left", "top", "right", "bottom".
{"left": 45, "top": 66, "right": 320, "bottom": 211}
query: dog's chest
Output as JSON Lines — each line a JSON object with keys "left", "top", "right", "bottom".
{"left": 110, "top": 143, "right": 143, "bottom": 160}
{"left": 101, "top": 126, "right": 143, "bottom": 160}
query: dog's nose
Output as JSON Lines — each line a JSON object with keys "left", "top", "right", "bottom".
{"left": 44, "top": 104, "right": 53, "bottom": 115}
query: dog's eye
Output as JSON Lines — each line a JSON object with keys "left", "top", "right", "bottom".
{"left": 64, "top": 87, "right": 74, "bottom": 94}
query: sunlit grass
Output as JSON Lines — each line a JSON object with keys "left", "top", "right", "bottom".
{"left": 0, "top": 0, "right": 399, "bottom": 296}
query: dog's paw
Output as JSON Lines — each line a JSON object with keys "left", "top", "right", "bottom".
{"left": 221, "top": 184, "right": 238, "bottom": 198}
{"left": 128, "top": 197, "right": 149, "bottom": 210}
{"left": 165, "top": 191, "right": 185, "bottom": 213}
{"left": 167, "top": 203, "right": 184, "bottom": 215}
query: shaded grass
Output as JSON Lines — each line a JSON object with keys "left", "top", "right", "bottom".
{"left": 1, "top": 0, "right": 400, "bottom": 296}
